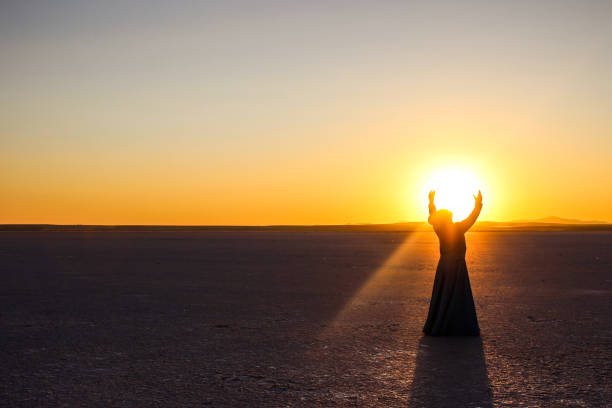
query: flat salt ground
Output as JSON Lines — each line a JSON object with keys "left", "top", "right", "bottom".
{"left": 0, "top": 231, "right": 610, "bottom": 407}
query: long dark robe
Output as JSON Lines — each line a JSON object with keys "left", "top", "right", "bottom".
{"left": 423, "top": 201, "right": 482, "bottom": 336}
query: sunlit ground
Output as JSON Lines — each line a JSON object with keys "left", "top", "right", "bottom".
{"left": 307, "top": 229, "right": 611, "bottom": 406}
{"left": 310, "top": 231, "right": 439, "bottom": 402}
{"left": 1, "top": 230, "right": 610, "bottom": 406}
{"left": 323, "top": 232, "right": 425, "bottom": 329}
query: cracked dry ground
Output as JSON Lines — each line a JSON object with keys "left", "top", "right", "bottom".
{"left": 1, "top": 231, "right": 611, "bottom": 407}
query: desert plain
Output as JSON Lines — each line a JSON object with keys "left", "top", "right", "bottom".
{"left": 1, "top": 229, "right": 610, "bottom": 407}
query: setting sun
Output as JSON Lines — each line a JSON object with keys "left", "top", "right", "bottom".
{"left": 424, "top": 168, "right": 482, "bottom": 221}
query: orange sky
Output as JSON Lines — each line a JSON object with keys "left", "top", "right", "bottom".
{"left": 2, "top": 1, "right": 612, "bottom": 224}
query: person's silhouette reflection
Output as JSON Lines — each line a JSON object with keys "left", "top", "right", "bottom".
{"left": 409, "top": 336, "right": 492, "bottom": 407}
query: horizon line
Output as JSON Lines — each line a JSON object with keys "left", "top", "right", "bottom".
{"left": 1, "top": 220, "right": 611, "bottom": 233}
{"left": 0, "top": 216, "right": 610, "bottom": 228}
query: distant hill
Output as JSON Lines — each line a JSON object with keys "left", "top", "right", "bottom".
{"left": 510, "top": 216, "right": 608, "bottom": 224}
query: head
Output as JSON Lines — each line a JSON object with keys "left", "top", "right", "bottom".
{"left": 432, "top": 209, "right": 453, "bottom": 226}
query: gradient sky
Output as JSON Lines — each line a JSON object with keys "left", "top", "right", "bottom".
{"left": 2, "top": 0, "right": 611, "bottom": 224}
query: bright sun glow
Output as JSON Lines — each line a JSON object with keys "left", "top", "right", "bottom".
{"left": 424, "top": 167, "right": 482, "bottom": 221}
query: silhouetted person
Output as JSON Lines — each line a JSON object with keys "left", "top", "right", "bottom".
{"left": 423, "top": 190, "right": 482, "bottom": 336}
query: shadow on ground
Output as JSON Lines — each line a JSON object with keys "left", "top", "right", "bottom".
{"left": 409, "top": 336, "right": 492, "bottom": 408}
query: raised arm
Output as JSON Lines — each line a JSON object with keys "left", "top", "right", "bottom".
{"left": 458, "top": 190, "right": 483, "bottom": 232}
{"left": 427, "top": 190, "right": 437, "bottom": 225}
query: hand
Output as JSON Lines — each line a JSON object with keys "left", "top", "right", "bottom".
{"left": 428, "top": 190, "right": 435, "bottom": 202}
{"left": 473, "top": 190, "right": 483, "bottom": 205}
